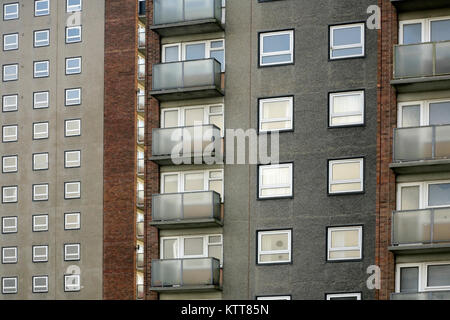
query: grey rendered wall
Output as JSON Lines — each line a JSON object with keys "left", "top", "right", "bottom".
{"left": 223, "top": 0, "right": 378, "bottom": 300}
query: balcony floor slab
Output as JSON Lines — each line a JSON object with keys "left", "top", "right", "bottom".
{"left": 391, "top": 76, "right": 450, "bottom": 93}
{"left": 150, "top": 86, "right": 224, "bottom": 102}
{"left": 389, "top": 243, "right": 450, "bottom": 254}
{"left": 150, "top": 218, "right": 223, "bottom": 229}
{"left": 150, "top": 19, "right": 224, "bottom": 37}
{"left": 390, "top": 159, "right": 450, "bottom": 174}
{"left": 150, "top": 285, "right": 222, "bottom": 293}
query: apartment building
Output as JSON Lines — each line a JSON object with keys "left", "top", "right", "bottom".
{"left": 1, "top": 0, "right": 146, "bottom": 299}
{"left": 377, "top": 0, "right": 450, "bottom": 300}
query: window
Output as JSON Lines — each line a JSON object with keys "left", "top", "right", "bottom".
{"left": 398, "top": 99, "right": 450, "bottom": 128}
{"left": 2, "top": 125, "right": 17, "bottom": 142}
{"left": 3, "top": 3, "right": 19, "bottom": 20}
{"left": 2, "top": 94, "right": 18, "bottom": 112}
{"left": 2, "top": 155, "right": 17, "bottom": 173}
{"left": 327, "top": 226, "right": 363, "bottom": 261}
{"left": 33, "top": 184, "right": 49, "bottom": 201}
{"left": 330, "top": 23, "right": 365, "bottom": 59}
{"left": 33, "top": 91, "right": 49, "bottom": 109}
{"left": 3, "top": 64, "right": 18, "bottom": 81}
{"left": 65, "top": 57, "right": 81, "bottom": 75}
{"left": 65, "top": 150, "right": 80, "bottom": 168}
{"left": 64, "top": 243, "right": 80, "bottom": 261}
{"left": 329, "top": 91, "right": 364, "bottom": 127}
{"left": 259, "top": 30, "right": 294, "bottom": 66}
{"left": 257, "top": 230, "right": 291, "bottom": 264}
{"left": 400, "top": 17, "right": 450, "bottom": 44}
{"left": 34, "top": 29, "right": 50, "bottom": 47}
{"left": 34, "top": 60, "right": 49, "bottom": 78}
{"left": 33, "top": 215, "right": 48, "bottom": 232}
{"left": 33, "top": 122, "right": 49, "bottom": 140}
{"left": 64, "top": 274, "right": 80, "bottom": 292}
{"left": 2, "top": 277, "right": 17, "bottom": 294}
{"left": 65, "top": 119, "right": 81, "bottom": 136}
{"left": 33, "top": 153, "right": 49, "bottom": 171}
{"left": 66, "top": 26, "right": 81, "bottom": 43}
{"left": 326, "top": 293, "right": 361, "bottom": 300}
{"left": 258, "top": 163, "right": 293, "bottom": 199}
{"left": 397, "top": 180, "right": 450, "bottom": 210}
{"left": 67, "top": 0, "right": 82, "bottom": 12}
{"left": 2, "top": 216, "right": 17, "bottom": 233}
{"left": 160, "top": 234, "right": 223, "bottom": 265}
{"left": 65, "top": 181, "right": 80, "bottom": 199}
{"left": 2, "top": 186, "right": 17, "bottom": 203}
{"left": 65, "top": 212, "right": 80, "bottom": 230}
{"left": 256, "top": 296, "right": 291, "bottom": 300}
{"left": 65, "top": 88, "right": 81, "bottom": 106}
{"left": 258, "top": 97, "right": 293, "bottom": 132}
{"left": 3, "top": 33, "right": 18, "bottom": 51}
{"left": 161, "top": 169, "right": 224, "bottom": 200}
{"left": 33, "top": 276, "right": 48, "bottom": 293}
{"left": 32, "top": 245, "right": 48, "bottom": 262}
{"left": 328, "top": 158, "right": 364, "bottom": 194}
{"left": 34, "top": 0, "right": 49, "bottom": 16}
{"left": 2, "top": 247, "right": 17, "bottom": 264}
{"left": 396, "top": 262, "right": 450, "bottom": 293}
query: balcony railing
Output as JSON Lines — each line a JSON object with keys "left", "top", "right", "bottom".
{"left": 391, "top": 291, "right": 450, "bottom": 300}
{"left": 152, "top": 191, "right": 221, "bottom": 224}
{"left": 137, "top": 157, "right": 144, "bottom": 175}
{"left": 393, "top": 125, "right": 450, "bottom": 162}
{"left": 138, "top": 32, "right": 145, "bottom": 48}
{"left": 138, "top": 63, "right": 145, "bottom": 80}
{"left": 392, "top": 207, "right": 450, "bottom": 246}
{"left": 137, "top": 221, "right": 144, "bottom": 238}
{"left": 137, "top": 190, "right": 144, "bottom": 207}
{"left": 151, "top": 59, "right": 223, "bottom": 101}
{"left": 137, "top": 125, "right": 145, "bottom": 144}
{"left": 152, "top": 124, "right": 221, "bottom": 159}
{"left": 153, "top": 0, "right": 222, "bottom": 26}
{"left": 151, "top": 258, "right": 220, "bottom": 290}
{"left": 137, "top": 94, "right": 145, "bottom": 112}
{"left": 394, "top": 41, "right": 450, "bottom": 79}
{"left": 137, "top": 252, "right": 144, "bottom": 269}
{"left": 137, "top": 284, "right": 144, "bottom": 300}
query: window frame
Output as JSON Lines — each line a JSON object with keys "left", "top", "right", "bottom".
{"left": 2, "top": 94, "right": 18, "bottom": 112}
{"left": 64, "top": 274, "right": 80, "bottom": 292}
{"left": 1, "top": 216, "right": 17, "bottom": 234}
{"left": 326, "top": 292, "right": 362, "bottom": 300}
{"left": 2, "top": 185, "right": 18, "bottom": 203}
{"left": 258, "top": 29, "right": 294, "bottom": 67}
{"left": 64, "top": 212, "right": 81, "bottom": 230}
{"left": 33, "top": 29, "right": 50, "bottom": 47}
{"left": 34, "top": 0, "right": 50, "bottom": 17}
{"left": 64, "top": 181, "right": 81, "bottom": 199}
{"left": 32, "top": 275, "right": 49, "bottom": 293}
{"left": 328, "top": 90, "right": 365, "bottom": 128}
{"left": 65, "top": 119, "right": 81, "bottom": 137}
{"left": 64, "top": 150, "right": 81, "bottom": 168}
{"left": 258, "top": 96, "right": 294, "bottom": 133}
{"left": 2, "top": 124, "right": 18, "bottom": 142}
{"left": 329, "top": 22, "right": 365, "bottom": 60}
{"left": 397, "top": 99, "right": 450, "bottom": 128}
{"left": 66, "top": 0, "right": 82, "bottom": 13}
{"left": 396, "top": 261, "right": 450, "bottom": 293}
{"left": 65, "top": 88, "right": 81, "bottom": 106}
{"left": 64, "top": 243, "right": 81, "bottom": 261}
{"left": 32, "top": 245, "right": 49, "bottom": 263}
{"left": 33, "top": 91, "right": 49, "bottom": 109}
{"left": 326, "top": 225, "right": 363, "bottom": 262}
{"left": 3, "top": 3, "right": 19, "bottom": 21}
{"left": 2, "top": 63, "right": 18, "bottom": 81}
{"left": 65, "top": 25, "right": 82, "bottom": 43}
{"left": 257, "top": 229, "right": 292, "bottom": 265}
{"left": 33, "top": 60, "right": 50, "bottom": 78}
{"left": 3, "top": 32, "right": 18, "bottom": 51}
{"left": 32, "top": 214, "right": 49, "bottom": 232}
{"left": 2, "top": 246, "right": 17, "bottom": 264}
{"left": 399, "top": 16, "right": 450, "bottom": 44}
{"left": 2, "top": 155, "right": 18, "bottom": 173}
{"left": 2, "top": 277, "right": 18, "bottom": 294}
{"left": 256, "top": 295, "right": 292, "bottom": 300}
{"left": 328, "top": 157, "right": 364, "bottom": 195}
{"left": 257, "top": 163, "right": 293, "bottom": 200}
{"left": 397, "top": 180, "right": 450, "bottom": 210}
{"left": 65, "top": 57, "right": 82, "bottom": 75}
{"left": 33, "top": 121, "right": 49, "bottom": 140}
{"left": 32, "top": 183, "right": 49, "bottom": 201}
{"left": 32, "top": 152, "right": 49, "bottom": 171}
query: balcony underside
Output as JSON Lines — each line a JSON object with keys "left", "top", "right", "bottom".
{"left": 391, "top": 75, "right": 450, "bottom": 93}
{"left": 389, "top": 243, "right": 450, "bottom": 254}
{"left": 150, "top": 218, "right": 223, "bottom": 229}
{"left": 150, "top": 85, "right": 224, "bottom": 102}
{"left": 150, "top": 285, "right": 222, "bottom": 293}
{"left": 150, "top": 19, "right": 224, "bottom": 37}
{"left": 390, "top": 0, "right": 450, "bottom": 12}
{"left": 390, "top": 159, "right": 450, "bottom": 174}
{"left": 150, "top": 152, "right": 222, "bottom": 165}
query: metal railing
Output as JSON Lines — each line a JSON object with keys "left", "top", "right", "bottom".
{"left": 393, "top": 124, "right": 450, "bottom": 162}
{"left": 391, "top": 291, "right": 450, "bottom": 300}
{"left": 392, "top": 207, "right": 450, "bottom": 246}
{"left": 137, "top": 94, "right": 145, "bottom": 112}
{"left": 152, "top": 191, "right": 221, "bottom": 222}
{"left": 394, "top": 40, "right": 450, "bottom": 79}
{"left": 138, "top": 63, "right": 145, "bottom": 80}
{"left": 151, "top": 257, "right": 220, "bottom": 288}
{"left": 137, "top": 125, "right": 145, "bottom": 144}
{"left": 137, "top": 252, "right": 144, "bottom": 269}
{"left": 137, "top": 156, "right": 144, "bottom": 175}
{"left": 137, "top": 221, "right": 144, "bottom": 238}
{"left": 138, "top": 32, "right": 145, "bottom": 48}
{"left": 153, "top": 0, "right": 221, "bottom": 25}
{"left": 137, "top": 190, "right": 144, "bottom": 207}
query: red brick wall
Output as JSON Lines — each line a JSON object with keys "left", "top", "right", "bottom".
{"left": 103, "top": 0, "right": 138, "bottom": 300}
{"left": 376, "top": 0, "right": 398, "bottom": 300}
{"left": 145, "top": 0, "right": 160, "bottom": 300}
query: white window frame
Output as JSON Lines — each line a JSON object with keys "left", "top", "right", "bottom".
{"left": 64, "top": 243, "right": 80, "bottom": 261}
{"left": 2, "top": 125, "right": 17, "bottom": 142}
{"left": 258, "top": 96, "right": 293, "bottom": 132}
{"left": 399, "top": 16, "right": 450, "bottom": 44}
{"left": 32, "top": 245, "right": 48, "bottom": 262}
{"left": 326, "top": 293, "right": 361, "bottom": 300}
{"left": 65, "top": 119, "right": 81, "bottom": 136}
{"left": 327, "top": 226, "right": 363, "bottom": 261}
{"left": 259, "top": 30, "right": 294, "bottom": 66}
{"left": 2, "top": 186, "right": 17, "bottom": 203}
{"left": 256, "top": 296, "right": 291, "bottom": 300}
{"left": 67, "top": 0, "right": 82, "bottom": 12}
{"left": 33, "top": 276, "right": 49, "bottom": 293}
{"left": 33, "top": 91, "right": 49, "bottom": 109}
{"left": 64, "top": 274, "right": 80, "bottom": 292}
{"left": 2, "top": 247, "right": 17, "bottom": 264}
{"left": 3, "top": 33, "right": 18, "bottom": 51}
{"left": 34, "top": 29, "right": 50, "bottom": 47}
{"left": 258, "top": 163, "right": 293, "bottom": 199}
{"left": 66, "top": 26, "right": 81, "bottom": 43}
{"left": 257, "top": 229, "right": 292, "bottom": 264}
{"left": 64, "top": 181, "right": 81, "bottom": 199}
{"left": 330, "top": 23, "right": 365, "bottom": 60}
{"left": 397, "top": 99, "right": 450, "bottom": 128}
{"left": 65, "top": 57, "right": 81, "bottom": 75}
{"left": 396, "top": 262, "right": 450, "bottom": 293}
{"left": 397, "top": 180, "right": 450, "bottom": 210}
{"left": 3, "top": 64, "right": 18, "bottom": 81}
{"left": 2, "top": 155, "right": 17, "bottom": 173}
{"left": 65, "top": 150, "right": 81, "bottom": 168}
{"left": 33, "top": 214, "right": 48, "bottom": 232}
{"left": 2, "top": 277, "right": 17, "bottom": 294}
{"left": 329, "top": 91, "right": 365, "bottom": 127}
{"left": 34, "top": 0, "right": 50, "bottom": 16}
{"left": 2, "top": 94, "right": 18, "bottom": 112}
{"left": 2, "top": 216, "right": 17, "bottom": 233}
{"left": 33, "top": 122, "right": 49, "bottom": 140}
{"left": 33, "top": 184, "right": 49, "bottom": 201}
{"left": 33, "top": 153, "right": 49, "bottom": 171}
{"left": 64, "top": 212, "right": 80, "bottom": 230}
{"left": 3, "top": 3, "right": 19, "bottom": 20}
{"left": 65, "top": 88, "right": 81, "bottom": 106}
{"left": 34, "top": 60, "right": 49, "bottom": 78}
{"left": 328, "top": 158, "right": 364, "bottom": 194}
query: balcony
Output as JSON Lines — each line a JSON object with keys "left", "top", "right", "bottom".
{"left": 137, "top": 157, "right": 144, "bottom": 176}
{"left": 138, "top": 63, "right": 146, "bottom": 83}
{"left": 390, "top": 0, "right": 450, "bottom": 12}
{"left": 150, "top": 258, "right": 221, "bottom": 292}
{"left": 150, "top": 125, "right": 222, "bottom": 165}
{"left": 137, "top": 125, "right": 145, "bottom": 145}
{"left": 137, "top": 284, "right": 144, "bottom": 300}
{"left": 392, "top": 41, "right": 450, "bottom": 92}
{"left": 391, "top": 125, "right": 450, "bottom": 173}
{"left": 390, "top": 207, "right": 450, "bottom": 253}
{"left": 137, "top": 221, "right": 144, "bottom": 238}
{"left": 391, "top": 291, "right": 450, "bottom": 300}
{"left": 137, "top": 252, "right": 144, "bottom": 269}
{"left": 149, "top": 59, "right": 224, "bottom": 102}
{"left": 150, "top": 191, "right": 222, "bottom": 229}
{"left": 150, "top": 0, "right": 223, "bottom": 37}
{"left": 138, "top": 32, "right": 146, "bottom": 54}
{"left": 137, "top": 190, "right": 144, "bottom": 208}
{"left": 137, "top": 94, "right": 145, "bottom": 112}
